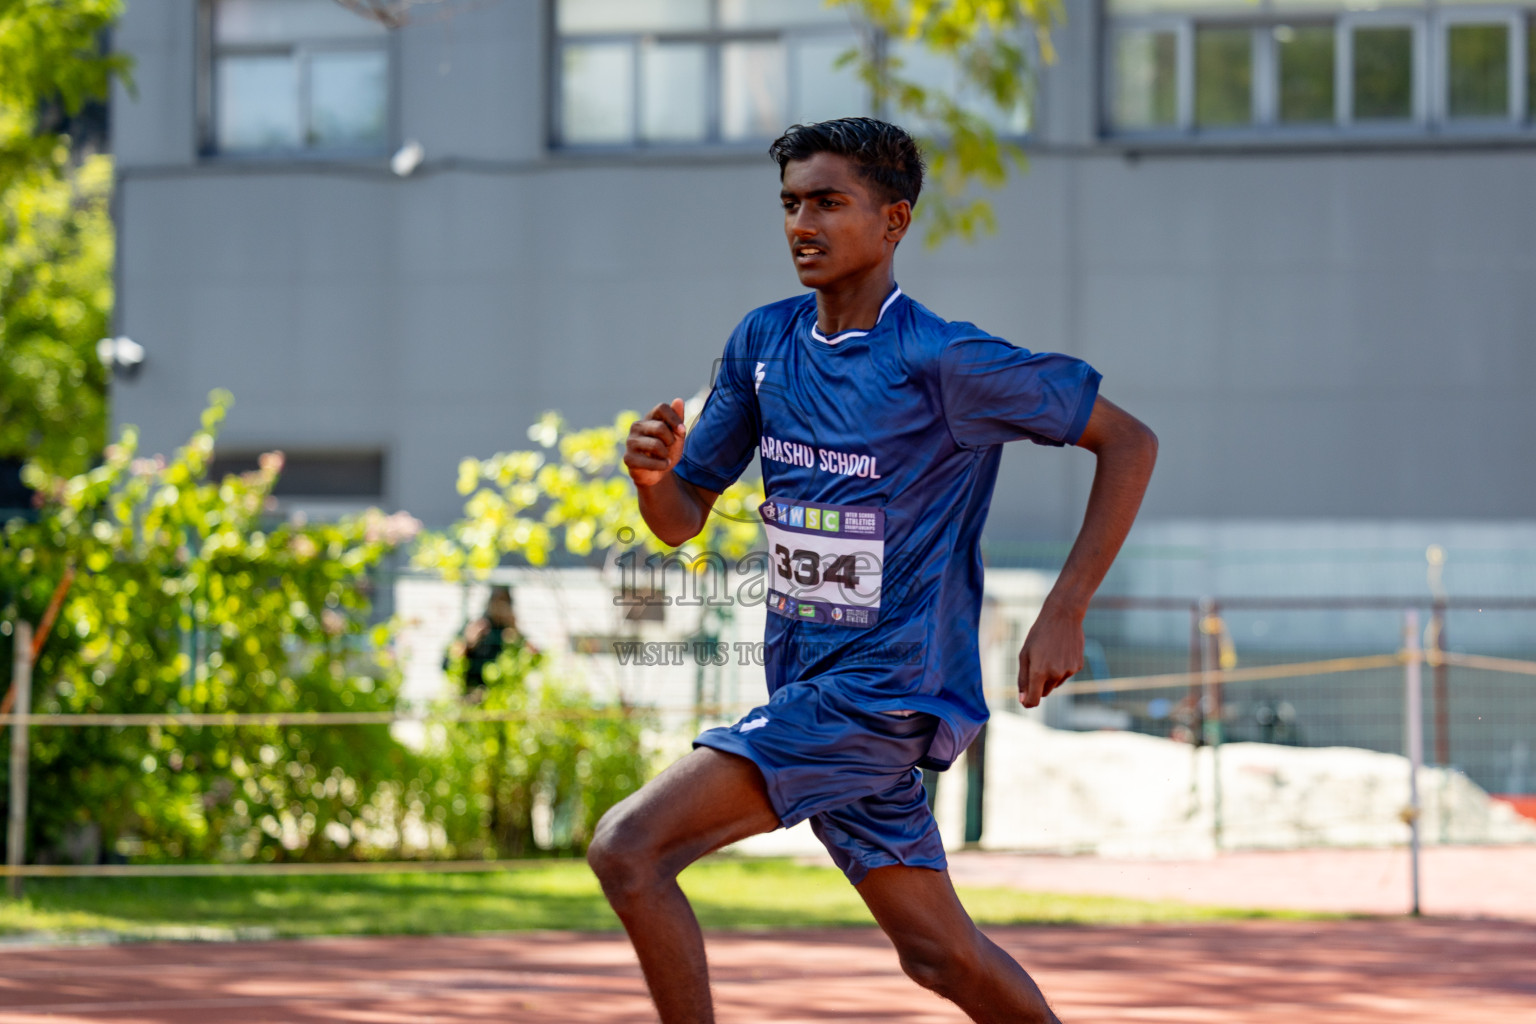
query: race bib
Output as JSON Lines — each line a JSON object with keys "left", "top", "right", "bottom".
{"left": 759, "top": 498, "right": 884, "bottom": 628}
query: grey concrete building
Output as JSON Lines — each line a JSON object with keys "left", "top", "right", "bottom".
{"left": 111, "top": 0, "right": 1536, "bottom": 575}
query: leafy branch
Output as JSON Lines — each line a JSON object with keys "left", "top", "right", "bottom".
{"left": 835, "top": 0, "right": 1064, "bottom": 245}
{"left": 414, "top": 409, "right": 764, "bottom": 580}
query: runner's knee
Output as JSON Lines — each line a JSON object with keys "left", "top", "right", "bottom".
{"left": 894, "top": 932, "right": 982, "bottom": 998}
{"left": 586, "top": 811, "right": 667, "bottom": 906}
{"left": 585, "top": 811, "right": 637, "bottom": 882}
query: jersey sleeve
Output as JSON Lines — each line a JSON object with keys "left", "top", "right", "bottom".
{"left": 938, "top": 334, "right": 1102, "bottom": 449}
{"left": 673, "top": 322, "right": 760, "bottom": 494}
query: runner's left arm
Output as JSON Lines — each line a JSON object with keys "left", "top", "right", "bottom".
{"left": 1017, "top": 396, "right": 1157, "bottom": 707}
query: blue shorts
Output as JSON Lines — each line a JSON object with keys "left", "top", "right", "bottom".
{"left": 694, "top": 679, "right": 947, "bottom": 885}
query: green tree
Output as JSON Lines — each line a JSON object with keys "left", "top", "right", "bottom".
{"left": 0, "top": 0, "right": 126, "bottom": 179}
{"left": 1, "top": 394, "right": 447, "bottom": 864}
{"left": 835, "top": 0, "right": 1061, "bottom": 245}
{"left": 415, "top": 411, "right": 763, "bottom": 857}
{"left": 440, "top": 641, "right": 649, "bottom": 858}
{"left": 0, "top": 153, "right": 113, "bottom": 475}
{"left": 0, "top": 0, "right": 128, "bottom": 476}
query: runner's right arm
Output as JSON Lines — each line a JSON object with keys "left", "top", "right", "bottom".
{"left": 624, "top": 398, "right": 721, "bottom": 547}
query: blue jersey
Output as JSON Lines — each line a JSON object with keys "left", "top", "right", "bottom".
{"left": 675, "top": 288, "right": 1100, "bottom": 769}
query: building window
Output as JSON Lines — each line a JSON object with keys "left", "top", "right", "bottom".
{"left": 1276, "top": 24, "right": 1334, "bottom": 124}
{"left": 1105, "top": 0, "right": 1536, "bottom": 137}
{"left": 209, "top": 451, "right": 386, "bottom": 519}
{"left": 885, "top": 38, "right": 1033, "bottom": 136}
{"left": 203, "top": 0, "right": 391, "bottom": 154}
{"left": 1111, "top": 26, "right": 1182, "bottom": 130}
{"left": 1441, "top": 14, "right": 1521, "bottom": 120}
{"left": 1348, "top": 21, "right": 1418, "bottom": 123}
{"left": 1530, "top": 19, "right": 1536, "bottom": 115}
{"left": 1194, "top": 26, "right": 1252, "bottom": 127}
{"left": 555, "top": 0, "right": 864, "bottom": 147}
{"left": 553, "top": 0, "right": 1032, "bottom": 148}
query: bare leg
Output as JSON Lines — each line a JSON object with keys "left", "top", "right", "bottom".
{"left": 857, "top": 864, "right": 1062, "bottom": 1024}
{"left": 586, "top": 747, "right": 781, "bottom": 1024}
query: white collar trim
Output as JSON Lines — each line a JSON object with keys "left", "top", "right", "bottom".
{"left": 810, "top": 286, "right": 903, "bottom": 346}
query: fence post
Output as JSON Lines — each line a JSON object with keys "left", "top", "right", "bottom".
{"left": 1187, "top": 602, "right": 1202, "bottom": 740}
{"left": 1431, "top": 598, "right": 1449, "bottom": 767}
{"left": 1199, "top": 598, "right": 1223, "bottom": 851}
{"left": 1403, "top": 609, "right": 1423, "bottom": 917}
{"left": 7, "top": 621, "right": 34, "bottom": 899}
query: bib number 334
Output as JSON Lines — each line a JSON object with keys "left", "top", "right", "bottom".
{"left": 759, "top": 498, "right": 884, "bottom": 627}
{"left": 772, "top": 545, "right": 862, "bottom": 589}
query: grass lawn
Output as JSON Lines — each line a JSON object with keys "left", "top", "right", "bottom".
{"left": 0, "top": 857, "right": 1324, "bottom": 942}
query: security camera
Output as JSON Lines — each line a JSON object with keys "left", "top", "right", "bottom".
{"left": 97, "top": 336, "right": 146, "bottom": 379}
{"left": 391, "top": 140, "right": 425, "bottom": 177}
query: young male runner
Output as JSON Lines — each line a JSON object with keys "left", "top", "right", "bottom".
{"left": 588, "top": 118, "right": 1158, "bottom": 1023}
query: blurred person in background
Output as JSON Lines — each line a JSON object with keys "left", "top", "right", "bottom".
{"left": 445, "top": 585, "right": 532, "bottom": 698}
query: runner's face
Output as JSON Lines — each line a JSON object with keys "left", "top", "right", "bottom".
{"left": 780, "top": 153, "right": 906, "bottom": 290}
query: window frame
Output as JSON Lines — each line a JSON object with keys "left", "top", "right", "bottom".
{"left": 548, "top": 0, "right": 1034, "bottom": 152}
{"left": 1337, "top": 10, "right": 1429, "bottom": 129}
{"left": 1190, "top": 20, "right": 1265, "bottom": 131}
{"left": 1104, "top": 17, "right": 1195, "bottom": 135}
{"left": 1431, "top": 6, "right": 1525, "bottom": 126}
{"left": 550, "top": 2, "right": 864, "bottom": 150}
{"left": 1102, "top": 0, "right": 1536, "bottom": 141}
{"left": 197, "top": 0, "right": 398, "bottom": 160}
{"left": 1260, "top": 19, "right": 1340, "bottom": 129}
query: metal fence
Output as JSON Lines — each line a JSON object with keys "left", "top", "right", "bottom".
{"left": 3, "top": 583, "right": 1535, "bottom": 897}
{"left": 1066, "top": 596, "right": 1536, "bottom": 798}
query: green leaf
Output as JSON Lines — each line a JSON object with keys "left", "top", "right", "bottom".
{"left": 831, "top": 0, "right": 1061, "bottom": 247}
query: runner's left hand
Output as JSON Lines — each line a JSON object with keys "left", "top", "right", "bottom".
{"left": 1017, "top": 605, "right": 1085, "bottom": 708}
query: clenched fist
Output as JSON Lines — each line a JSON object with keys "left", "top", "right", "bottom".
{"left": 625, "top": 398, "right": 687, "bottom": 488}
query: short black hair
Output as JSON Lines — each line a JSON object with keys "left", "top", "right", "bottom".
{"left": 768, "top": 118, "right": 924, "bottom": 208}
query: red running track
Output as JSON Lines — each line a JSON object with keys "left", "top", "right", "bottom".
{"left": 3, "top": 918, "right": 1534, "bottom": 1023}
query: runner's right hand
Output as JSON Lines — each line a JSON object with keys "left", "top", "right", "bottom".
{"left": 625, "top": 398, "right": 687, "bottom": 487}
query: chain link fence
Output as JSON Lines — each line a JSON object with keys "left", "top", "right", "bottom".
{"left": 4, "top": 550, "right": 1536, "bottom": 889}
